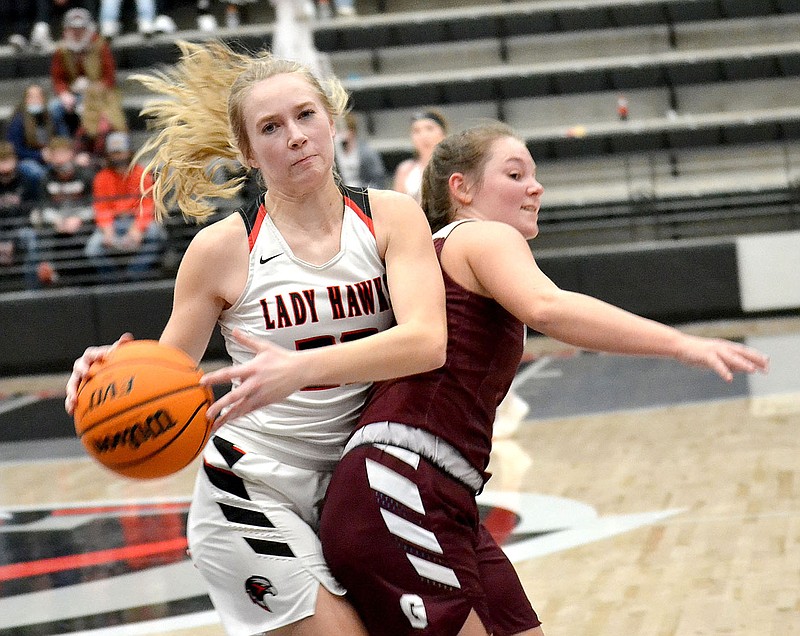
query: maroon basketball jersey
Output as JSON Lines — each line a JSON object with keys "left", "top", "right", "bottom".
{"left": 358, "top": 221, "right": 524, "bottom": 475}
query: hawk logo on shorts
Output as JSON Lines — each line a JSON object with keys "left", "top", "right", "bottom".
{"left": 245, "top": 575, "right": 277, "bottom": 612}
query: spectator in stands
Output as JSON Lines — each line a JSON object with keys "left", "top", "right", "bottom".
{"left": 27, "top": 136, "right": 98, "bottom": 284}
{"left": 85, "top": 132, "right": 167, "bottom": 282}
{"left": 196, "top": 0, "right": 257, "bottom": 30}
{"left": 0, "top": 143, "right": 43, "bottom": 209}
{"left": 99, "top": 0, "right": 157, "bottom": 37}
{"left": 6, "top": 84, "right": 70, "bottom": 183}
{"left": 29, "top": 1, "right": 100, "bottom": 52}
{"left": 335, "top": 112, "right": 388, "bottom": 189}
{"left": 50, "top": 8, "right": 128, "bottom": 158}
{"left": 316, "top": 0, "right": 355, "bottom": 18}
{"left": 223, "top": 0, "right": 257, "bottom": 28}
{"left": 392, "top": 109, "right": 449, "bottom": 204}
{"left": 270, "top": 0, "right": 331, "bottom": 79}
{"left": 0, "top": 142, "right": 48, "bottom": 289}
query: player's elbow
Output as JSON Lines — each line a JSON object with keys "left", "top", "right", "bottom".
{"left": 429, "top": 340, "right": 448, "bottom": 371}
{"left": 423, "top": 322, "right": 448, "bottom": 371}
{"left": 523, "top": 289, "right": 567, "bottom": 334}
{"left": 406, "top": 321, "right": 447, "bottom": 373}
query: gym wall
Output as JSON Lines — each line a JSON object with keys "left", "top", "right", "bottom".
{"left": 1, "top": 232, "right": 797, "bottom": 375}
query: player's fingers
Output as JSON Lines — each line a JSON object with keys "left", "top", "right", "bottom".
{"left": 734, "top": 344, "right": 769, "bottom": 372}
{"left": 200, "top": 365, "right": 242, "bottom": 387}
{"left": 229, "top": 328, "right": 269, "bottom": 353}
{"left": 64, "top": 393, "right": 76, "bottom": 415}
{"left": 65, "top": 351, "right": 97, "bottom": 414}
{"left": 206, "top": 392, "right": 234, "bottom": 423}
{"left": 711, "top": 357, "right": 734, "bottom": 383}
{"left": 113, "top": 332, "right": 135, "bottom": 349}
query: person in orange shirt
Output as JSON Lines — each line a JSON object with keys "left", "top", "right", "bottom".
{"left": 84, "top": 131, "right": 167, "bottom": 282}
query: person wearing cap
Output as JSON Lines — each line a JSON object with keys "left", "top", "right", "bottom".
{"left": 84, "top": 132, "right": 167, "bottom": 282}
{"left": 49, "top": 7, "right": 127, "bottom": 153}
{"left": 29, "top": 1, "right": 100, "bottom": 53}
{"left": 392, "top": 109, "right": 449, "bottom": 204}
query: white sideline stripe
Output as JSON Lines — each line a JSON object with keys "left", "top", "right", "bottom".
{"left": 380, "top": 508, "right": 442, "bottom": 554}
{"left": 0, "top": 560, "right": 209, "bottom": 629}
{"left": 0, "top": 394, "right": 38, "bottom": 415}
{"left": 406, "top": 553, "right": 460, "bottom": 589}
{"left": 366, "top": 458, "right": 425, "bottom": 514}
{"left": 373, "top": 443, "right": 420, "bottom": 468}
{"left": 67, "top": 611, "right": 220, "bottom": 635}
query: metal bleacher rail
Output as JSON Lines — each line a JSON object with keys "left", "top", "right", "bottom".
{"left": 1, "top": 0, "right": 799, "bottom": 293}
{"left": 0, "top": 198, "right": 234, "bottom": 293}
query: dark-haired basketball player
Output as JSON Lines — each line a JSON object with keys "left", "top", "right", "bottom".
{"left": 320, "top": 121, "right": 769, "bottom": 636}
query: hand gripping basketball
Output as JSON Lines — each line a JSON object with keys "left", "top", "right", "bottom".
{"left": 73, "top": 340, "right": 214, "bottom": 479}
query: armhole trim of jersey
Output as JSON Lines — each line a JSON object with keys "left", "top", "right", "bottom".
{"left": 340, "top": 184, "right": 374, "bottom": 237}
{"left": 238, "top": 197, "right": 268, "bottom": 253}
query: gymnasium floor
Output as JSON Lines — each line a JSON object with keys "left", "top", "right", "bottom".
{"left": 0, "top": 316, "right": 797, "bottom": 635}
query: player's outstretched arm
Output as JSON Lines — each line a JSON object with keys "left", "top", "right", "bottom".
{"left": 457, "top": 222, "right": 769, "bottom": 382}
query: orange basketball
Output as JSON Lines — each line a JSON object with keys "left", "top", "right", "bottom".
{"left": 74, "top": 340, "right": 215, "bottom": 480}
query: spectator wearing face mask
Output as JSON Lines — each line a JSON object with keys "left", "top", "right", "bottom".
{"left": 84, "top": 132, "right": 167, "bottom": 282}
{"left": 50, "top": 8, "right": 128, "bottom": 156}
{"left": 24, "top": 136, "right": 98, "bottom": 285}
{"left": 29, "top": 1, "right": 100, "bottom": 53}
{"left": 6, "top": 83, "right": 71, "bottom": 183}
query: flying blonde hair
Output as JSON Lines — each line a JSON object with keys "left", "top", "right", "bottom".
{"left": 132, "top": 40, "right": 350, "bottom": 222}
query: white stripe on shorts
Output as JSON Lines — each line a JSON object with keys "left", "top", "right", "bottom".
{"left": 406, "top": 553, "right": 461, "bottom": 589}
{"left": 379, "top": 508, "right": 443, "bottom": 554}
{"left": 365, "top": 458, "right": 425, "bottom": 514}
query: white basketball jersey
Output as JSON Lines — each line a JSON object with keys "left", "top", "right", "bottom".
{"left": 215, "top": 185, "right": 394, "bottom": 469}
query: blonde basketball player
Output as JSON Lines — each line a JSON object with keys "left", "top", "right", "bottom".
{"left": 65, "top": 41, "right": 446, "bottom": 635}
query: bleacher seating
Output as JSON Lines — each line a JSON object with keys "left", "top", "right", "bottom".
{"left": 1, "top": 0, "right": 799, "bottom": 293}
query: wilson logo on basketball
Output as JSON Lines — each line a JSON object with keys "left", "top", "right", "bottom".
{"left": 91, "top": 409, "right": 179, "bottom": 453}
{"left": 86, "top": 377, "right": 135, "bottom": 412}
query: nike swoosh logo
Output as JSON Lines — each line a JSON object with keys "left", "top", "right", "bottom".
{"left": 259, "top": 253, "right": 282, "bottom": 265}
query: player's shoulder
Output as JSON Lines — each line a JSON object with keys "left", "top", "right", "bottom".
{"left": 366, "top": 187, "right": 419, "bottom": 212}
{"left": 448, "top": 219, "right": 524, "bottom": 244}
{"left": 187, "top": 211, "right": 247, "bottom": 259}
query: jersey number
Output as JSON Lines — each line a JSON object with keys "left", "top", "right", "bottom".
{"left": 294, "top": 328, "right": 379, "bottom": 390}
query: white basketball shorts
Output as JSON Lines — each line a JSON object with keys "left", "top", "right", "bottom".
{"left": 186, "top": 435, "right": 345, "bottom": 635}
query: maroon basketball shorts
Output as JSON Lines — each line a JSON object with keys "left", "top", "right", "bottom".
{"left": 320, "top": 443, "right": 540, "bottom": 635}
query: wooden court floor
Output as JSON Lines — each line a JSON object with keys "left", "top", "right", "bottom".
{"left": 0, "top": 316, "right": 798, "bottom": 635}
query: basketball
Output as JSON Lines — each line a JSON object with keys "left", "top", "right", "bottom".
{"left": 73, "top": 340, "right": 215, "bottom": 480}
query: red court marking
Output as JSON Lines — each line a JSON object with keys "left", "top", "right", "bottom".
{"left": 51, "top": 502, "right": 190, "bottom": 516}
{"left": 0, "top": 537, "right": 188, "bottom": 582}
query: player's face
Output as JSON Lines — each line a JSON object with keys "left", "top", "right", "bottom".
{"left": 472, "top": 136, "right": 543, "bottom": 239}
{"left": 243, "top": 73, "right": 336, "bottom": 194}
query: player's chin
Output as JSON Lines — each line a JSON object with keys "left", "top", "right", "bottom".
{"left": 521, "top": 220, "right": 539, "bottom": 240}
